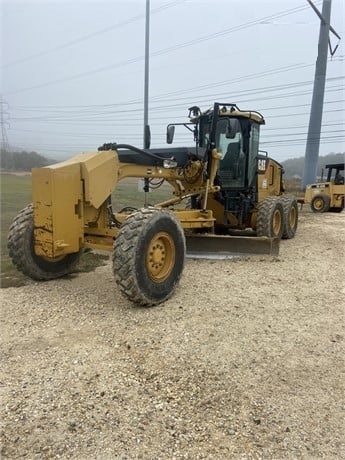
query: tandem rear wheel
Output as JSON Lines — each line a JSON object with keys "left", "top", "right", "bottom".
{"left": 257, "top": 196, "right": 298, "bottom": 240}
{"left": 280, "top": 194, "right": 299, "bottom": 239}
{"left": 257, "top": 197, "right": 284, "bottom": 239}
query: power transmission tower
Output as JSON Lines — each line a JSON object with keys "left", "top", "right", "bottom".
{"left": 0, "top": 96, "right": 10, "bottom": 153}
{"left": 302, "top": 0, "right": 341, "bottom": 188}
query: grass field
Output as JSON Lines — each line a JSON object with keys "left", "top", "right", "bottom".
{"left": 0, "top": 173, "right": 172, "bottom": 287}
{"left": 1, "top": 174, "right": 33, "bottom": 287}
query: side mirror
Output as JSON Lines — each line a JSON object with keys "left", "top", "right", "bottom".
{"left": 166, "top": 125, "right": 175, "bottom": 144}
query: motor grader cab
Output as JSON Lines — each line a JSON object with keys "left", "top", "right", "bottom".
{"left": 304, "top": 163, "right": 345, "bottom": 213}
{"left": 8, "top": 102, "right": 298, "bottom": 307}
{"left": 167, "top": 103, "right": 297, "bottom": 239}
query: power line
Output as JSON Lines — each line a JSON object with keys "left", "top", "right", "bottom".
{"left": 12, "top": 63, "right": 320, "bottom": 111}
{"left": 8, "top": 63, "right": 342, "bottom": 118}
{"left": 10, "top": 65, "right": 324, "bottom": 111}
{"left": 3, "top": 3, "right": 322, "bottom": 96}
{"left": 1, "top": 0, "right": 187, "bottom": 69}
{"left": 16, "top": 85, "right": 345, "bottom": 118}
{"left": 8, "top": 97, "right": 344, "bottom": 125}
{"left": 12, "top": 132, "right": 343, "bottom": 151}
{"left": 10, "top": 123, "right": 345, "bottom": 141}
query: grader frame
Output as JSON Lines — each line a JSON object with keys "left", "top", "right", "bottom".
{"left": 8, "top": 102, "right": 298, "bottom": 306}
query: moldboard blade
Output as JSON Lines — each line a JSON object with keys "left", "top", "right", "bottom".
{"left": 185, "top": 234, "right": 280, "bottom": 259}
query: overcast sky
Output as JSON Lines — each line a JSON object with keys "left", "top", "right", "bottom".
{"left": 1, "top": 0, "right": 344, "bottom": 162}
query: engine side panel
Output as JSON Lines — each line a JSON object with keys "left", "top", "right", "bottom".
{"left": 258, "top": 158, "right": 284, "bottom": 201}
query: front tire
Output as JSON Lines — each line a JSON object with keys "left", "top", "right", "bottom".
{"left": 310, "top": 194, "right": 330, "bottom": 213}
{"left": 257, "top": 197, "right": 284, "bottom": 238}
{"left": 7, "top": 204, "right": 81, "bottom": 280}
{"left": 281, "top": 194, "right": 298, "bottom": 239}
{"left": 113, "top": 208, "right": 186, "bottom": 306}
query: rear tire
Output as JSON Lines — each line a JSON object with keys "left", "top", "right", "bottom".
{"left": 281, "top": 194, "right": 298, "bottom": 239}
{"left": 7, "top": 204, "right": 81, "bottom": 280}
{"left": 310, "top": 194, "right": 330, "bottom": 213}
{"left": 113, "top": 208, "right": 186, "bottom": 306}
{"left": 329, "top": 199, "right": 344, "bottom": 213}
{"left": 257, "top": 197, "right": 284, "bottom": 238}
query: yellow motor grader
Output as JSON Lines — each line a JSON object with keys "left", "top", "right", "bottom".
{"left": 8, "top": 102, "right": 298, "bottom": 306}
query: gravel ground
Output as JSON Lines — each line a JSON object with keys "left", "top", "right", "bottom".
{"left": 1, "top": 209, "right": 345, "bottom": 459}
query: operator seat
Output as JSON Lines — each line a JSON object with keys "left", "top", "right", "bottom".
{"left": 220, "top": 142, "right": 240, "bottom": 179}
{"left": 335, "top": 173, "right": 344, "bottom": 185}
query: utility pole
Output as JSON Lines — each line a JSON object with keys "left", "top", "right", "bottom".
{"left": 142, "top": 0, "right": 151, "bottom": 203}
{"left": 143, "top": 0, "right": 150, "bottom": 149}
{"left": 302, "top": 0, "right": 341, "bottom": 188}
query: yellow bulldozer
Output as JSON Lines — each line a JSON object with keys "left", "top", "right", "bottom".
{"left": 303, "top": 163, "right": 345, "bottom": 213}
{"left": 8, "top": 102, "right": 298, "bottom": 306}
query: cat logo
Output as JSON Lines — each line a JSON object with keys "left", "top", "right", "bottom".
{"left": 258, "top": 158, "right": 267, "bottom": 171}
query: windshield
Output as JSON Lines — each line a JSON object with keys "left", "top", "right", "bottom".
{"left": 199, "top": 116, "right": 242, "bottom": 154}
{"left": 213, "top": 118, "right": 245, "bottom": 188}
{"left": 199, "top": 116, "right": 261, "bottom": 188}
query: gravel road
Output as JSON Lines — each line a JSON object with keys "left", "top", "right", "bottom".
{"left": 1, "top": 209, "right": 344, "bottom": 459}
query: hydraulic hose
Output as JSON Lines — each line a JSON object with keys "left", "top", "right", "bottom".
{"left": 98, "top": 142, "right": 173, "bottom": 162}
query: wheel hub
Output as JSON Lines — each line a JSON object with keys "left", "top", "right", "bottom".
{"left": 273, "top": 209, "right": 282, "bottom": 235}
{"left": 147, "top": 232, "right": 175, "bottom": 282}
{"left": 314, "top": 198, "right": 323, "bottom": 210}
{"left": 289, "top": 207, "right": 297, "bottom": 227}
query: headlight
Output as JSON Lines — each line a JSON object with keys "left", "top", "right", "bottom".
{"left": 163, "top": 158, "right": 178, "bottom": 168}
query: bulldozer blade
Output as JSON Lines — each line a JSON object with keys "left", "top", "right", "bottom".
{"left": 185, "top": 234, "right": 280, "bottom": 259}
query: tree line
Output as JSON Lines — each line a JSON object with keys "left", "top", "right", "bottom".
{"left": 281, "top": 152, "right": 345, "bottom": 179}
{"left": 0, "top": 149, "right": 54, "bottom": 171}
